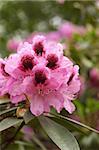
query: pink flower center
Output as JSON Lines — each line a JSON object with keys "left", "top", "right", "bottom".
{"left": 35, "top": 70, "right": 47, "bottom": 84}
{"left": 1, "top": 63, "right": 9, "bottom": 77}
{"left": 46, "top": 54, "right": 58, "bottom": 69}
{"left": 20, "top": 55, "right": 35, "bottom": 71}
{"left": 34, "top": 42, "right": 44, "bottom": 56}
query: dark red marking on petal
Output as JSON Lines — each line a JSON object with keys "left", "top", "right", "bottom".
{"left": 46, "top": 54, "right": 58, "bottom": 69}
{"left": 1, "top": 64, "right": 9, "bottom": 77}
{"left": 34, "top": 42, "right": 44, "bottom": 56}
{"left": 67, "top": 73, "right": 74, "bottom": 85}
{"left": 20, "top": 55, "right": 35, "bottom": 71}
{"left": 35, "top": 70, "right": 47, "bottom": 84}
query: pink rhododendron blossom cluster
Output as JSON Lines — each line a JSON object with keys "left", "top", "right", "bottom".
{"left": 2, "top": 35, "right": 81, "bottom": 116}
{"left": 58, "top": 22, "right": 86, "bottom": 39}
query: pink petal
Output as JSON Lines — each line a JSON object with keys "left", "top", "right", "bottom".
{"left": 8, "top": 80, "right": 24, "bottom": 96}
{"left": 64, "top": 100, "right": 75, "bottom": 114}
{"left": 47, "top": 92, "right": 64, "bottom": 113}
{"left": 11, "top": 95, "right": 25, "bottom": 103}
{"left": 5, "top": 54, "right": 19, "bottom": 76}
{"left": 30, "top": 95, "right": 44, "bottom": 116}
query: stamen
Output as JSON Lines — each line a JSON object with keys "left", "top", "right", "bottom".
{"left": 38, "top": 89, "right": 44, "bottom": 95}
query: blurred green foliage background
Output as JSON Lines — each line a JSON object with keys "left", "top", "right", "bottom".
{"left": 0, "top": 1, "right": 99, "bottom": 56}
{"left": 0, "top": 1, "right": 99, "bottom": 150}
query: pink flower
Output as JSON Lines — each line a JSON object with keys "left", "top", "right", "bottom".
{"left": 58, "top": 22, "right": 76, "bottom": 39}
{"left": 8, "top": 78, "right": 25, "bottom": 103}
{"left": 22, "top": 64, "right": 64, "bottom": 116}
{"left": 0, "top": 35, "right": 81, "bottom": 116}
{"left": 22, "top": 42, "right": 80, "bottom": 115}
{"left": 90, "top": 68, "right": 99, "bottom": 88}
{"left": 0, "top": 58, "right": 12, "bottom": 96}
{"left": 32, "top": 35, "right": 46, "bottom": 57}
{"left": 22, "top": 62, "right": 80, "bottom": 116}
{"left": 44, "top": 41, "right": 63, "bottom": 69}
{"left": 58, "top": 21, "right": 86, "bottom": 39}
{"left": 5, "top": 42, "right": 37, "bottom": 79}
{"left": 7, "top": 38, "right": 21, "bottom": 52}
{"left": 0, "top": 58, "right": 24, "bottom": 102}
{"left": 59, "top": 65, "right": 81, "bottom": 113}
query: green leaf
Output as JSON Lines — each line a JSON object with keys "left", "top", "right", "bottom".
{"left": 39, "top": 116, "right": 80, "bottom": 150}
{"left": 0, "top": 117, "right": 23, "bottom": 132}
{"left": 0, "top": 107, "right": 17, "bottom": 116}
{"left": 15, "top": 141, "right": 33, "bottom": 147}
{"left": 23, "top": 110, "right": 35, "bottom": 124}
{"left": 49, "top": 113, "right": 99, "bottom": 134}
{"left": 31, "top": 132, "right": 47, "bottom": 150}
{"left": 0, "top": 99, "right": 10, "bottom": 104}
{"left": 49, "top": 115, "right": 86, "bottom": 135}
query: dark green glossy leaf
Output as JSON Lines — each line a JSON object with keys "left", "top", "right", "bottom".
{"left": 0, "top": 99, "right": 10, "bottom": 104}
{"left": 49, "top": 115, "right": 86, "bottom": 134}
{"left": 39, "top": 116, "right": 80, "bottom": 150}
{"left": 0, "top": 107, "right": 17, "bottom": 116}
{"left": 0, "top": 117, "right": 23, "bottom": 132}
{"left": 23, "top": 110, "right": 35, "bottom": 124}
{"left": 49, "top": 113, "right": 99, "bottom": 134}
